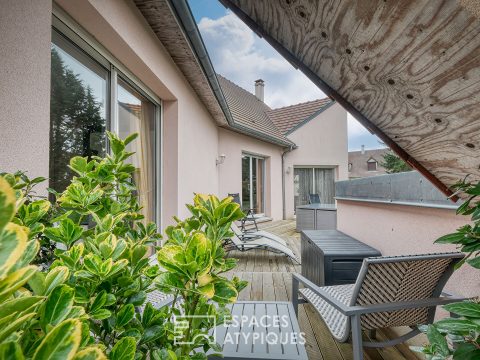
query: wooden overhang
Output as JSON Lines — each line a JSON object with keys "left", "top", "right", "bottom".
{"left": 219, "top": 0, "right": 480, "bottom": 199}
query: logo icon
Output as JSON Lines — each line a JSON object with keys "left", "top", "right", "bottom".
{"left": 173, "top": 315, "right": 217, "bottom": 345}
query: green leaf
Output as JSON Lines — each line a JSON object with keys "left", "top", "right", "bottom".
{"left": 123, "top": 133, "right": 138, "bottom": 146}
{"left": 426, "top": 325, "right": 450, "bottom": 357}
{"left": 453, "top": 343, "right": 480, "bottom": 360}
{"left": 69, "top": 157, "right": 89, "bottom": 175}
{"left": 443, "top": 302, "right": 480, "bottom": 318}
{"left": 127, "top": 291, "right": 146, "bottom": 306}
{"left": 0, "top": 341, "right": 24, "bottom": 360}
{"left": 116, "top": 304, "right": 135, "bottom": 328}
{"left": 212, "top": 279, "right": 238, "bottom": 304}
{"left": 0, "top": 177, "right": 16, "bottom": 232}
{"left": 0, "top": 296, "right": 44, "bottom": 319}
{"left": 73, "top": 347, "right": 106, "bottom": 360}
{"left": 0, "top": 265, "right": 37, "bottom": 302}
{"left": 197, "top": 283, "right": 215, "bottom": 299}
{"left": 44, "top": 219, "right": 83, "bottom": 247}
{"left": 90, "top": 309, "right": 112, "bottom": 320}
{"left": 435, "top": 232, "right": 466, "bottom": 244}
{"left": 0, "top": 312, "right": 36, "bottom": 343}
{"left": 90, "top": 290, "right": 107, "bottom": 313}
{"left": 32, "top": 319, "right": 82, "bottom": 360}
{"left": 435, "top": 318, "right": 480, "bottom": 333}
{"left": 109, "top": 336, "right": 136, "bottom": 360}
{"left": 41, "top": 285, "right": 75, "bottom": 329}
{"left": 0, "top": 223, "right": 29, "bottom": 278}
{"left": 28, "top": 271, "right": 46, "bottom": 295}
{"left": 140, "top": 325, "right": 164, "bottom": 345}
{"left": 154, "top": 272, "right": 184, "bottom": 293}
{"left": 466, "top": 256, "right": 480, "bottom": 269}
{"left": 44, "top": 266, "right": 70, "bottom": 295}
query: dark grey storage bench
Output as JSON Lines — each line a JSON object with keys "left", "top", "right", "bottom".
{"left": 296, "top": 204, "right": 337, "bottom": 231}
{"left": 301, "top": 230, "right": 381, "bottom": 286}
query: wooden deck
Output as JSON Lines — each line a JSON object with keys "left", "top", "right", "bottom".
{"left": 226, "top": 220, "right": 418, "bottom": 360}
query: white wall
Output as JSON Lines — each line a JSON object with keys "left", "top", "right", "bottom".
{"left": 284, "top": 103, "right": 348, "bottom": 218}
{"left": 0, "top": 0, "right": 52, "bottom": 186}
{"left": 218, "top": 128, "right": 284, "bottom": 220}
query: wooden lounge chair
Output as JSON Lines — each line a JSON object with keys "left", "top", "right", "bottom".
{"left": 292, "top": 252, "right": 465, "bottom": 360}
{"left": 226, "top": 231, "right": 300, "bottom": 264}
{"left": 231, "top": 222, "right": 287, "bottom": 246}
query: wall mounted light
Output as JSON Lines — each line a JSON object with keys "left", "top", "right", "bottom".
{"left": 216, "top": 154, "right": 226, "bottom": 165}
{"left": 286, "top": 166, "right": 292, "bottom": 174}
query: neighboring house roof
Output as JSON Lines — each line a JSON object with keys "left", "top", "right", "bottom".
{"left": 268, "top": 98, "right": 333, "bottom": 135}
{"left": 348, "top": 148, "right": 389, "bottom": 178}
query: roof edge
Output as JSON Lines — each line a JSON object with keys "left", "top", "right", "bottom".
{"left": 284, "top": 100, "right": 335, "bottom": 135}
{"left": 226, "top": 123, "right": 296, "bottom": 148}
{"left": 166, "top": 0, "right": 234, "bottom": 126}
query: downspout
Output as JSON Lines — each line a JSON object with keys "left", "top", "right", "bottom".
{"left": 282, "top": 145, "right": 295, "bottom": 220}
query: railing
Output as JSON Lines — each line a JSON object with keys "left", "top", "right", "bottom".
{"left": 335, "top": 171, "right": 459, "bottom": 209}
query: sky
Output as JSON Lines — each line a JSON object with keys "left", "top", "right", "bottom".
{"left": 188, "top": 0, "right": 383, "bottom": 151}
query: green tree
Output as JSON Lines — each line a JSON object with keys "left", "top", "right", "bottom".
{"left": 380, "top": 150, "right": 412, "bottom": 173}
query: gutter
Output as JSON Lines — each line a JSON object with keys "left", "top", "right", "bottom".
{"left": 282, "top": 145, "right": 296, "bottom": 219}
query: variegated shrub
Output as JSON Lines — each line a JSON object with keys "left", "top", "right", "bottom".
{"left": 0, "top": 176, "right": 105, "bottom": 359}
{"left": 154, "top": 194, "right": 247, "bottom": 358}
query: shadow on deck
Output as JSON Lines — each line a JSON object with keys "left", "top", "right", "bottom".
{"left": 226, "top": 220, "right": 418, "bottom": 360}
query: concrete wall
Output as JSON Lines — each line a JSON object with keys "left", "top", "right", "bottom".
{"left": 53, "top": 0, "right": 220, "bottom": 225}
{"left": 337, "top": 200, "right": 478, "bottom": 298}
{"left": 0, "top": 0, "right": 52, "bottom": 186}
{"left": 284, "top": 103, "right": 348, "bottom": 218}
{"left": 218, "top": 128, "right": 284, "bottom": 220}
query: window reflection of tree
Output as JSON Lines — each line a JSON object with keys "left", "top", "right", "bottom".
{"left": 50, "top": 48, "right": 106, "bottom": 194}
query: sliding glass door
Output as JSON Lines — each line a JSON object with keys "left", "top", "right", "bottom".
{"left": 50, "top": 25, "right": 160, "bottom": 223}
{"left": 294, "top": 167, "right": 335, "bottom": 208}
{"left": 241, "top": 154, "right": 265, "bottom": 214}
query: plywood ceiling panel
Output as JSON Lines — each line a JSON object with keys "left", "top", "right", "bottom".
{"left": 221, "top": 0, "right": 480, "bottom": 196}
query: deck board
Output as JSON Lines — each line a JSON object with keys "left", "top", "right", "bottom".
{"left": 227, "top": 220, "right": 413, "bottom": 360}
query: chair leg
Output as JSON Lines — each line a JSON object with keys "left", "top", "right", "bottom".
{"left": 351, "top": 315, "right": 364, "bottom": 360}
{"left": 292, "top": 277, "right": 299, "bottom": 317}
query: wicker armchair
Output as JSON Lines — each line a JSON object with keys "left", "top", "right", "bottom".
{"left": 292, "top": 252, "right": 465, "bottom": 360}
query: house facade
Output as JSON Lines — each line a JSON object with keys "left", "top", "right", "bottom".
{"left": 0, "top": 0, "right": 347, "bottom": 229}
{"left": 348, "top": 147, "right": 388, "bottom": 178}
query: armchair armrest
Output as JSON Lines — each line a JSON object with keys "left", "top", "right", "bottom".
{"left": 292, "top": 273, "right": 469, "bottom": 318}
{"left": 346, "top": 294, "right": 468, "bottom": 316}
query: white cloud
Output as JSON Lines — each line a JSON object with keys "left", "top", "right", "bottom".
{"left": 197, "top": 11, "right": 383, "bottom": 150}
{"left": 198, "top": 12, "right": 324, "bottom": 108}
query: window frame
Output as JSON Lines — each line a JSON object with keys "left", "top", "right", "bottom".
{"left": 51, "top": 9, "right": 163, "bottom": 229}
{"left": 367, "top": 159, "right": 378, "bottom": 172}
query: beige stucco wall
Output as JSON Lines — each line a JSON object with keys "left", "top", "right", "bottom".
{"left": 337, "top": 200, "right": 478, "bottom": 298}
{"left": 0, "top": 0, "right": 52, "bottom": 185}
{"left": 284, "top": 103, "right": 348, "bottom": 218}
{"left": 56, "top": 0, "right": 219, "bottom": 226}
{"left": 218, "top": 128, "right": 284, "bottom": 220}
